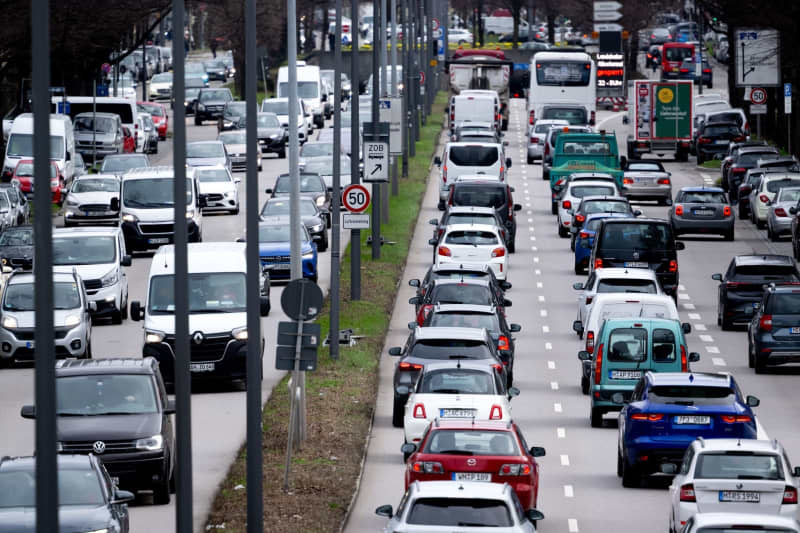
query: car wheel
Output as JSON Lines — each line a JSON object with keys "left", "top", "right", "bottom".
{"left": 437, "top": 200, "right": 445, "bottom": 211}
{"left": 392, "top": 395, "right": 405, "bottom": 427}
{"left": 258, "top": 163, "right": 262, "bottom": 171}
{"left": 754, "top": 353, "right": 767, "bottom": 374}
{"left": 721, "top": 313, "right": 733, "bottom": 331}
{"left": 527, "top": 155, "right": 534, "bottom": 164}
{"left": 112, "top": 309, "right": 123, "bottom": 325}
{"left": 310, "top": 274, "right": 318, "bottom": 284}
{"left": 194, "top": 116, "right": 202, "bottom": 126}
{"left": 574, "top": 261, "right": 583, "bottom": 275}
{"left": 85, "top": 340, "right": 92, "bottom": 360}
{"left": 769, "top": 224, "right": 778, "bottom": 241}
{"left": 551, "top": 201, "right": 558, "bottom": 215}
{"left": 581, "top": 375, "right": 589, "bottom": 395}
{"left": 621, "top": 453, "right": 640, "bottom": 488}
{"left": 318, "top": 236, "right": 328, "bottom": 252}
{"left": 748, "top": 341, "right": 755, "bottom": 368}
{"left": 697, "top": 152, "right": 704, "bottom": 164}
{"left": 590, "top": 406, "right": 603, "bottom": 427}
{"left": 232, "top": 205, "right": 240, "bottom": 215}
{"left": 153, "top": 476, "right": 170, "bottom": 505}
{"left": 508, "top": 239, "right": 515, "bottom": 253}
{"left": 724, "top": 228, "right": 735, "bottom": 241}
{"left": 617, "top": 449, "right": 624, "bottom": 477}
{"left": 558, "top": 224, "right": 569, "bottom": 238}
{"left": 757, "top": 218, "right": 766, "bottom": 229}
{"left": 738, "top": 206, "right": 748, "bottom": 220}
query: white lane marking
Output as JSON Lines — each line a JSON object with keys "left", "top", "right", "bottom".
{"left": 557, "top": 427, "right": 566, "bottom": 438}
{"left": 534, "top": 257, "right": 540, "bottom": 263}
{"left": 683, "top": 303, "right": 696, "bottom": 310}
{"left": 678, "top": 293, "right": 690, "bottom": 300}
{"left": 706, "top": 346, "right": 720, "bottom": 354}
{"left": 545, "top": 342, "right": 552, "bottom": 350}
{"left": 688, "top": 313, "right": 702, "bottom": 320}
{"left": 756, "top": 417, "right": 769, "bottom": 440}
{"left": 548, "top": 360, "right": 556, "bottom": 369}
{"left": 540, "top": 309, "right": 548, "bottom": 317}
{"left": 568, "top": 518, "right": 580, "bottom": 533}
{"left": 679, "top": 284, "right": 686, "bottom": 291}
{"left": 695, "top": 324, "right": 708, "bottom": 331}
{"left": 526, "top": 210, "right": 533, "bottom": 215}
{"left": 560, "top": 454, "right": 570, "bottom": 466}
{"left": 532, "top": 246, "right": 538, "bottom": 251}
{"left": 542, "top": 325, "right": 550, "bottom": 333}
{"left": 538, "top": 295, "right": 546, "bottom": 302}
{"left": 712, "top": 357, "right": 727, "bottom": 366}
{"left": 531, "top": 236, "right": 537, "bottom": 241}
{"left": 564, "top": 485, "right": 574, "bottom": 498}
{"left": 537, "top": 282, "right": 543, "bottom": 288}
{"left": 700, "top": 172, "right": 714, "bottom": 184}
{"left": 528, "top": 217, "right": 533, "bottom": 223}
{"left": 554, "top": 403, "right": 563, "bottom": 413}
{"left": 550, "top": 381, "right": 559, "bottom": 390}
{"left": 535, "top": 269, "right": 541, "bottom": 275}
{"left": 699, "top": 334, "right": 714, "bottom": 342}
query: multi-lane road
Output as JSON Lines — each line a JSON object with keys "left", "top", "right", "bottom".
{"left": 345, "top": 65, "right": 800, "bottom": 532}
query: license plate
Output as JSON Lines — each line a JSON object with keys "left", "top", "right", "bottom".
{"left": 610, "top": 370, "right": 642, "bottom": 380}
{"left": 634, "top": 177, "right": 653, "bottom": 184}
{"left": 792, "top": 327, "right": 800, "bottom": 334}
{"left": 453, "top": 472, "right": 491, "bottom": 482}
{"left": 694, "top": 209, "right": 714, "bottom": 216}
{"left": 190, "top": 362, "right": 214, "bottom": 372}
{"left": 719, "top": 490, "right": 760, "bottom": 503}
{"left": 440, "top": 408, "right": 475, "bottom": 418}
{"left": 675, "top": 415, "right": 710, "bottom": 425}
{"left": 715, "top": 140, "right": 730, "bottom": 145}
{"left": 271, "top": 264, "right": 290, "bottom": 270}
{"left": 148, "top": 237, "right": 169, "bottom": 244}
{"left": 624, "top": 262, "right": 649, "bottom": 268}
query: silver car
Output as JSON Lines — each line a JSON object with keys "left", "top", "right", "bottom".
{"left": 0, "top": 270, "right": 94, "bottom": 364}
{"left": 767, "top": 186, "right": 800, "bottom": 241}
{"left": 527, "top": 119, "right": 568, "bottom": 163}
{"left": 621, "top": 160, "right": 673, "bottom": 205}
{"left": 218, "top": 130, "right": 262, "bottom": 172}
{"left": 670, "top": 186, "right": 735, "bottom": 240}
{"left": 0, "top": 182, "right": 28, "bottom": 225}
{"left": 186, "top": 140, "right": 231, "bottom": 173}
{"left": 72, "top": 112, "right": 123, "bottom": 160}
{"left": 0, "top": 190, "right": 16, "bottom": 232}
{"left": 63, "top": 174, "right": 120, "bottom": 226}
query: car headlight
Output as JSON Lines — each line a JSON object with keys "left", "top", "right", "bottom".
{"left": 270, "top": 133, "right": 280, "bottom": 140}
{"left": 145, "top": 330, "right": 165, "bottom": 344}
{"left": 135, "top": 435, "right": 164, "bottom": 451}
{"left": 100, "top": 269, "right": 119, "bottom": 288}
{"left": 66, "top": 198, "right": 79, "bottom": 206}
{"left": 64, "top": 314, "right": 81, "bottom": 327}
{"left": 184, "top": 100, "right": 188, "bottom": 106}
{"left": 232, "top": 326, "right": 248, "bottom": 340}
{"left": 315, "top": 196, "right": 325, "bottom": 207}
{"left": 224, "top": 191, "right": 235, "bottom": 198}
{"left": 55, "top": 441, "right": 63, "bottom": 452}
{"left": 302, "top": 250, "right": 314, "bottom": 260}
{"left": 121, "top": 213, "right": 138, "bottom": 223}
{"left": 2, "top": 316, "right": 17, "bottom": 329}
{"left": 197, "top": 103, "right": 205, "bottom": 111}
{"left": 186, "top": 209, "right": 195, "bottom": 219}
{"left": 311, "top": 223, "right": 324, "bottom": 232}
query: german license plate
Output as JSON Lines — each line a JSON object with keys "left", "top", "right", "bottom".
{"left": 610, "top": 370, "right": 642, "bottom": 380}
{"left": 675, "top": 415, "right": 710, "bottom": 425}
{"left": 271, "top": 264, "right": 290, "bottom": 270}
{"left": 715, "top": 140, "right": 730, "bottom": 145}
{"left": 440, "top": 408, "right": 475, "bottom": 418}
{"left": 190, "top": 362, "right": 214, "bottom": 372}
{"left": 792, "top": 327, "right": 800, "bottom": 334}
{"left": 719, "top": 490, "right": 760, "bottom": 503}
{"left": 634, "top": 177, "right": 653, "bottom": 184}
{"left": 624, "top": 262, "right": 648, "bottom": 268}
{"left": 148, "top": 237, "right": 169, "bottom": 244}
{"left": 453, "top": 472, "right": 491, "bottom": 482}
{"left": 694, "top": 209, "right": 714, "bottom": 216}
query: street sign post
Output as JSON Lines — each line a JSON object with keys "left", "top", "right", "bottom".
{"left": 379, "top": 97, "right": 403, "bottom": 155}
{"left": 594, "top": 23, "right": 623, "bottom": 32}
{"left": 735, "top": 28, "right": 780, "bottom": 87}
{"left": 750, "top": 87, "right": 767, "bottom": 105}
{"left": 594, "top": 1, "right": 622, "bottom": 22}
{"left": 785, "top": 83, "right": 792, "bottom": 114}
{"left": 362, "top": 121, "right": 390, "bottom": 183}
{"left": 751, "top": 104, "right": 767, "bottom": 114}
{"left": 342, "top": 183, "right": 371, "bottom": 213}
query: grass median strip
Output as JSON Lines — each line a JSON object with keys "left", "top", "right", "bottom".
{"left": 205, "top": 92, "right": 448, "bottom": 532}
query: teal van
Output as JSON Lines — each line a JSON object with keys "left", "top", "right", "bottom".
{"left": 578, "top": 317, "right": 699, "bottom": 428}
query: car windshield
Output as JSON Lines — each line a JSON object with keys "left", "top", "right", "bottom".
{"left": 0, "top": 228, "right": 32, "bottom": 246}
{"left": 185, "top": 62, "right": 205, "bottom": 73}
{"left": 279, "top": 81, "right": 319, "bottom": 99}
{"left": 148, "top": 272, "right": 247, "bottom": 314}
{"left": 412, "top": 339, "right": 491, "bottom": 359}
{"left": 4, "top": 281, "right": 81, "bottom": 311}
{"left": 704, "top": 125, "right": 740, "bottom": 137}
{"left": 261, "top": 199, "right": 317, "bottom": 217}
{"left": 258, "top": 224, "right": 292, "bottom": 242}
{"left": 732, "top": 264, "right": 799, "bottom": 282}
{"left": 648, "top": 385, "right": 736, "bottom": 405}
{"left": 449, "top": 146, "right": 499, "bottom": 166}
{"left": 535, "top": 123, "right": 563, "bottom": 133}
{"left": 257, "top": 114, "right": 280, "bottom": 128}
{"left": 429, "top": 312, "right": 499, "bottom": 330}
{"left": 681, "top": 191, "right": 727, "bottom": 203}
{"left": 767, "top": 179, "right": 800, "bottom": 194}
{"left": 72, "top": 178, "right": 120, "bottom": 194}
{"left": 73, "top": 116, "right": 115, "bottom": 133}
{"left": 274, "top": 175, "right": 326, "bottom": 193}
{"left": 665, "top": 46, "right": 693, "bottom": 61}
{"left": 445, "top": 230, "right": 498, "bottom": 246}
{"left": 453, "top": 186, "right": 505, "bottom": 208}
{"left": 301, "top": 143, "right": 334, "bottom": 158}
{"left": 432, "top": 284, "right": 493, "bottom": 306}
{"left": 301, "top": 158, "right": 350, "bottom": 176}
{"left": 261, "top": 101, "right": 289, "bottom": 115}
{"left": 599, "top": 223, "right": 672, "bottom": 251}
{"left": 627, "top": 162, "right": 663, "bottom": 172}
{"left": 572, "top": 185, "right": 615, "bottom": 198}
{"left": 152, "top": 73, "right": 172, "bottom": 83}
{"left": 695, "top": 452, "right": 783, "bottom": 480}
{"left": 707, "top": 112, "right": 743, "bottom": 127}
{"left": 447, "top": 214, "right": 497, "bottom": 226}
{"left": 123, "top": 178, "right": 192, "bottom": 208}
{"left": 197, "top": 168, "right": 231, "bottom": 183}
{"left": 608, "top": 328, "right": 647, "bottom": 362}
{"left": 187, "top": 143, "right": 224, "bottom": 158}
{"left": 101, "top": 155, "right": 149, "bottom": 173}
{"left": 57, "top": 374, "right": 158, "bottom": 416}
{"left": 597, "top": 279, "right": 657, "bottom": 294}
{"left": 199, "top": 90, "right": 231, "bottom": 102}
{"left": 562, "top": 141, "right": 611, "bottom": 155}
{"left": 0, "top": 469, "right": 104, "bottom": 507}
{"left": 583, "top": 200, "right": 629, "bottom": 214}
{"left": 53, "top": 236, "right": 116, "bottom": 265}
{"left": 543, "top": 107, "right": 588, "bottom": 124}
{"left": 407, "top": 498, "right": 513, "bottom": 527}
{"left": 219, "top": 131, "right": 247, "bottom": 145}
{"left": 6, "top": 134, "right": 63, "bottom": 159}
{"left": 418, "top": 369, "right": 496, "bottom": 394}
{"left": 423, "top": 429, "right": 519, "bottom": 455}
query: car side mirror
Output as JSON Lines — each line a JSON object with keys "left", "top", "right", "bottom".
{"left": 746, "top": 395, "right": 760, "bottom": 407}
{"left": 433, "top": 156, "right": 442, "bottom": 166}
{"left": 110, "top": 197, "right": 120, "bottom": 211}
{"left": 509, "top": 323, "right": 521, "bottom": 333}
{"left": 130, "top": 301, "right": 142, "bottom": 322}
{"left": 506, "top": 157, "right": 512, "bottom": 168}
{"left": 388, "top": 347, "right": 402, "bottom": 356}
{"left": 711, "top": 273, "right": 723, "bottom": 281}
{"left": 573, "top": 320, "right": 584, "bottom": 335}
{"left": 514, "top": 204, "right": 522, "bottom": 211}
{"left": 572, "top": 282, "right": 584, "bottom": 290}
{"left": 88, "top": 301, "right": 97, "bottom": 312}
{"left": 577, "top": 350, "right": 592, "bottom": 361}
{"left": 508, "top": 386, "right": 520, "bottom": 398}
{"left": 428, "top": 218, "right": 438, "bottom": 225}
{"left": 503, "top": 298, "right": 512, "bottom": 307}
{"left": 234, "top": 177, "right": 241, "bottom": 184}
{"left": 619, "top": 155, "right": 627, "bottom": 168}
{"left": 395, "top": 384, "right": 411, "bottom": 395}
{"left": 111, "top": 490, "right": 135, "bottom": 505}
{"left": 198, "top": 195, "right": 208, "bottom": 208}
{"left": 529, "top": 446, "right": 546, "bottom": 457}
{"left": 375, "top": 505, "right": 393, "bottom": 518}
{"left": 408, "top": 296, "right": 420, "bottom": 305}
{"left": 500, "top": 281, "right": 512, "bottom": 290}
{"left": 793, "top": 466, "right": 800, "bottom": 478}
{"left": 633, "top": 209, "right": 643, "bottom": 216}
{"left": 260, "top": 297, "right": 270, "bottom": 317}
{"left": 121, "top": 255, "right": 132, "bottom": 267}
{"left": 408, "top": 321, "right": 416, "bottom": 330}
{"left": 164, "top": 399, "right": 176, "bottom": 415}
{"left": 428, "top": 238, "right": 438, "bottom": 246}
{"left": 611, "top": 392, "right": 627, "bottom": 405}
{"left": 265, "top": 188, "right": 273, "bottom": 194}
{"left": 689, "top": 352, "right": 700, "bottom": 363}
{"left": 791, "top": 206, "right": 798, "bottom": 215}
{"left": 525, "top": 509, "right": 545, "bottom": 523}
{"left": 660, "top": 463, "right": 678, "bottom": 474}
{"left": 20, "top": 405, "right": 35, "bottom": 419}
{"left": 682, "top": 322, "right": 692, "bottom": 334}
{"left": 408, "top": 279, "right": 420, "bottom": 287}
{"left": 400, "top": 442, "right": 417, "bottom": 455}
{"left": 675, "top": 241, "right": 685, "bottom": 250}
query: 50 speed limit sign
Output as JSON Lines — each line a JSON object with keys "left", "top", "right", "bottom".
{"left": 342, "top": 184, "right": 371, "bottom": 213}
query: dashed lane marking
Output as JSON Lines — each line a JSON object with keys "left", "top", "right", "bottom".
{"left": 560, "top": 454, "right": 570, "bottom": 466}
{"left": 699, "top": 334, "right": 714, "bottom": 342}
{"left": 542, "top": 325, "right": 550, "bottom": 333}
{"left": 540, "top": 309, "right": 548, "bottom": 317}
{"left": 682, "top": 303, "right": 696, "bottom": 310}
{"left": 706, "top": 346, "right": 720, "bottom": 354}
{"left": 564, "top": 485, "right": 574, "bottom": 498}
{"left": 545, "top": 342, "right": 552, "bottom": 350}
{"left": 568, "top": 518, "right": 580, "bottom": 532}
{"left": 557, "top": 427, "right": 566, "bottom": 438}
{"left": 537, "top": 282, "right": 543, "bottom": 288}
{"left": 535, "top": 269, "right": 541, "bottom": 275}
{"left": 538, "top": 295, "right": 545, "bottom": 302}
{"left": 547, "top": 360, "right": 556, "bottom": 369}
{"left": 688, "top": 313, "right": 702, "bottom": 320}
{"left": 554, "top": 403, "right": 563, "bottom": 413}
{"left": 678, "top": 293, "right": 690, "bottom": 300}
{"left": 695, "top": 324, "right": 707, "bottom": 331}
{"left": 534, "top": 257, "right": 540, "bottom": 263}
{"left": 551, "top": 381, "right": 559, "bottom": 390}
{"left": 712, "top": 357, "right": 727, "bottom": 366}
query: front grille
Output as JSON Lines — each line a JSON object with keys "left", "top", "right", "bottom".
{"left": 206, "top": 193, "right": 224, "bottom": 202}
{"left": 139, "top": 223, "right": 174, "bottom": 234}
{"left": 79, "top": 204, "right": 110, "bottom": 212}
{"left": 261, "top": 255, "right": 290, "bottom": 263}
{"left": 61, "top": 439, "right": 138, "bottom": 454}
{"left": 8, "top": 258, "right": 32, "bottom": 269}
{"left": 12, "top": 328, "right": 70, "bottom": 341}
{"left": 165, "top": 334, "right": 233, "bottom": 362}
{"left": 83, "top": 279, "right": 102, "bottom": 291}
{"left": 206, "top": 105, "right": 224, "bottom": 112}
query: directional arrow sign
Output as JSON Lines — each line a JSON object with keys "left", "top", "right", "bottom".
{"left": 363, "top": 141, "right": 389, "bottom": 183}
{"left": 594, "top": 10, "right": 622, "bottom": 21}
{"left": 594, "top": 1, "right": 622, "bottom": 10}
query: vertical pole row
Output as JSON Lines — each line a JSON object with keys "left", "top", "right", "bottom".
{"left": 330, "top": 0, "right": 344, "bottom": 359}
{"left": 350, "top": 0, "right": 361, "bottom": 300}
{"left": 372, "top": 0, "right": 382, "bottom": 259}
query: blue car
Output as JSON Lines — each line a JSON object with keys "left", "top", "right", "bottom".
{"left": 617, "top": 372, "right": 760, "bottom": 487}
{"left": 573, "top": 212, "right": 633, "bottom": 274}
{"left": 257, "top": 217, "right": 318, "bottom": 283}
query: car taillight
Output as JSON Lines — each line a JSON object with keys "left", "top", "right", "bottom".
{"left": 680, "top": 484, "right": 696, "bottom": 502}
{"left": 681, "top": 345, "right": 688, "bottom": 372}
{"left": 442, "top": 165, "right": 447, "bottom": 183}
{"left": 658, "top": 177, "right": 671, "bottom": 185}
{"left": 669, "top": 259, "right": 678, "bottom": 273}
{"left": 530, "top": 137, "right": 539, "bottom": 144}
{"left": 594, "top": 258, "right": 603, "bottom": 270}
{"left": 760, "top": 194, "right": 770, "bottom": 204}
{"left": 498, "top": 335, "right": 510, "bottom": 351}
{"left": 726, "top": 281, "right": 742, "bottom": 288}
{"left": 489, "top": 405, "right": 503, "bottom": 420}
{"left": 775, "top": 208, "right": 788, "bottom": 217}
{"left": 732, "top": 167, "right": 746, "bottom": 174}
{"left": 491, "top": 363, "right": 504, "bottom": 373}
{"left": 783, "top": 486, "right": 798, "bottom": 504}
{"left": 579, "top": 231, "right": 590, "bottom": 239}
{"left": 491, "top": 247, "right": 506, "bottom": 258}
{"left": 723, "top": 206, "right": 732, "bottom": 217}
{"left": 721, "top": 415, "right": 753, "bottom": 423}
{"left": 562, "top": 200, "right": 572, "bottom": 209}
{"left": 499, "top": 463, "right": 531, "bottom": 476}
{"left": 586, "top": 331, "right": 595, "bottom": 354}
{"left": 438, "top": 246, "right": 451, "bottom": 257}
{"left": 585, "top": 296, "right": 593, "bottom": 305}
{"left": 529, "top": 110, "right": 535, "bottom": 124}
{"left": 623, "top": 177, "right": 634, "bottom": 185}
{"left": 575, "top": 214, "right": 585, "bottom": 223}
{"left": 698, "top": 137, "right": 712, "bottom": 144}
{"left": 544, "top": 143, "right": 550, "bottom": 157}
{"left": 412, "top": 461, "right": 443, "bottom": 474}
{"left": 631, "top": 413, "right": 664, "bottom": 421}
{"left": 703, "top": 68, "right": 711, "bottom": 73}
{"left": 733, "top": 136, "right": 745, "bottom": 142}
{"left": 398, "top": 362, "right": 423, "bottom": 371}
{"left": 679, "top": 67, "right": 689, "bottom": 73}
{"left": 594, "top": 343, "right": 604, "bottom": 385}
{"left": 412, "top": 403, "right": 427, "bottom": 418}
{"left": 590, "top": 110, "right": 596, "bottom": 125}
{"left": 675, "top": 204, "right": 684, "bottom": 216}
{"left": 760, "top": 314, "right": 773, "bottom": 331}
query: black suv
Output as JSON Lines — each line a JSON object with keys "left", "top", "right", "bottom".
{"left": 447, "top": 180, "right": 522, "bottom": 252}
{"left": 193, "top": 87, "right": 234, "bottom": 125}
{"left": 725, "top": 147, "right": 781, "bottom": 199}
{"left": 695, "top": 122, "right": 744, "bottom": 164}
{"left": 21, "top": 357, "right": 176, "bottom": 504}
{"left": 217, "top": 101, "right": 247, "bottom": 132}
{"left": 712, "top": 255, "right": 800, "bottom": 330}
{"left": 748, "top": 284, "right": 800, "bottom": 373}
{"left": 721, "top": 140, "right": 770, "bottom": 188}
{"left": 590, "top": 218, "right": 684, "bottom": 297}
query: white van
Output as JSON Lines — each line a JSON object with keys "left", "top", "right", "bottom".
{"left": 50, "top": 96, "right": 139, "bottom": 148}
{"left": 2, "top": 113, "right": 76, "bottom": 183}
{"left": 130, "top": 242, "right": 269, "bottom": 386}
{"left": 277, "top": 62, "right": 325, "bottom": 129}
{"left": 449, "top": 93, "right": 498, "bottom": 133}
{"left": 434, "top": 141, "right": 512, "bottom": 207}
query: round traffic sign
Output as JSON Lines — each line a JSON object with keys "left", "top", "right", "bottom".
{"left": 101, "top": 63, "right": 111, "bottom": 74}
{"left": 751, "top": 88, "right": 767, "bottom": 105}
{"left": 342, "top": 184, "right": 371, "bottom": 213}
{"left": 281, "top": 279, "right": 324, "bottom": 320}
{"left": 431, "top": 18, "right": 440, "bottom": 31}
{"left": 419, "top": 71, "right": 426, "bottom": 85}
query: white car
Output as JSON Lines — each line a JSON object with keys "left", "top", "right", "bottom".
{"left": 572, "top": 267, "right": 664, "bottom": 335}
{"left": 376, "top": 481, "right": 542, "bottom": 532}
{"left": 681, "top": 513, "right": 800, "bottom": 533}
{"left": 434, "top": 224, "right": 508, "bottom": 281}
{"left": 148, "top": 72, "right": 173, "bottom": 100}
{"left": 195, "top": 165, "right": 240, "bottom": 214}
{"left": 749, "top": 173, "right": 800, "bottom": 227}
{"left": 448, "top": 28, "right": 473, "bottom": 45}
{"left": 557, "top": 180, "right": 619, "bottom": 238}
{"left": 64, "top": 174, "right": 121, "bottom": 226}
{"left": 403, "top": 361, "right": 516, "bottom": 445}
{"left": 668, "top": 438, "right": 800, "bottom": 533}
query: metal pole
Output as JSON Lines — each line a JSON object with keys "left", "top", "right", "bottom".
{"left": 93, "top": 80, "right": 97, "bottom": 167}
{"left": 351, "top": 0, "right": 361, "bottom": 300}
{"left": 381, "top": 0, "right": 391, "bottom": 220}
{"left": 172, "top": 2, "right": 193, "bottom": 531}
{"left": 330, "top": 0, "right": 343, "bottom": 359}
{"left": 697, "top": 5, "right": 703, "bottom": 96}
{"left": 244, "top": 0, "right": 263, "bottom": 528}
{"left": 143, "top": 28, "right": 148, "bottom": 103}
{"left": 425, "top": 0, "right": 433, "bottom": 115}
{"left": 410, "top": 0, "right": 420, "bottom": 144}
{"left": 32, "top": 0, "right": 57, "bottom": 530}
{"left": 372, "top": 0, "right": 382, "bottom": 259}
{"left": 391, "top": 0, "right": 401, "bottom": 192}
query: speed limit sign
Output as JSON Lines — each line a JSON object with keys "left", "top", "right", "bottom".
{"left": 342, "top": 184, "right": 371, "bottom": 213}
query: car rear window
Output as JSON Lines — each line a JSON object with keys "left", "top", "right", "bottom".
{"left": 418, "top": 369, "right": 495, "bottom": 394}
{"left": 431, "top": 285, "right": 493, "bottom": 306}
{"left": 453, "top": 186, "right": 506, "bottom": 208}
{"left": 571, "top": 185, "right": 615, "bottom": 198}
{"left": 627, "top": 162, "right": 663, "bottom": 172}
{"left": 447, "top": 214, "right": 497, "bottom": 226}
{"left": 695, "top": 452, "right": 783, "bottom": 480}
{"left": 608, "top": 328, "right": 647, "bottom": 362}
{"left": 599, "top": 303, "right": 670, "bottom": 320}
{"left": 407, "top": 498, "right": 513, "bottom": 527}
{"left": 562, "top": 141, "right": 612, "bottom": 155}
{"left": 703, "top": 125, "right": 740, "bottom": 137}
{"left": 411, "top": 340, "right": 491, "bottom": 360}
{"left": 767, "top": 179, "right": 800, "bottom": 193}
{"left": 738, "top": 152, "right": 779, "bottom": 165}
{"left": 707, "top": 112, "right": 743, "bottom": 127}
{"left": 776, "top": 188, "right": 800, "bottom": 203}
{"left": 448, "top": 146, "right": 499, "bottom": 166}
{"left": 445, "top": 230, "right": 498, "bottom": 246}
{"left": 648, "top": 385, "right": 735, "bottom": 405}
{"left": 423, "top": 430, "right": 520, "bottom": 456}
{"left": 597, "top": 279, "right": 658, "bottom": 294}
{"left": 732, "top": 265, "right": 800, "bottom": 281}
{"left": 430, "top": 312, "right": 499, "bottom": 330}
{"left": 541, "top": 107, "right": 587, "bottom": 125}
{"left": 665, "top": 46, "right": 693, "bottom": 61}
{"left": 599, "top": 223, "right": 672, "bottom": 251}
{"left": 766, "top": 293, "right": 800, "bottom": 314}
{"left": 583, "top": 200, "right": 629, "bottom": 214}
{"left": 680, "top": 191, "right": 727, "bottom": 203}
{"left": 534, "top": 123, "right": 556, "bottom": 133}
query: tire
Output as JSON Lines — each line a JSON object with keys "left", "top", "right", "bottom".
{"left": 310, "top": 274, "right": 318, "bottom": 284}
{"left": 392, "top": 395, "right": 405, "bottom": 427}
{"left": 697, "top": 152, "right": 704, "bottom": 165}
{"left": 318, "top": 236, "right": 328, "bottom": 252}
{"left": 437, "top": 200, "right": 445, "bottom": 211}
{"left": 507, "top": 370, "right": 514, "bottom": 389}
{"left": 558, "top": 223, "right": 569, "bottom": 238}
{"left": 755, "top": 353, "right": 767, "bottom": 374}
{"left": 581, "top": 375, "right": 589, "bottom": 395}
{"left": 590, "top": 405, "right": 603, "bottom": 428}
{"left": 501, "top": 119, "right": 508, "bottom": 131}
{"left": 112, "top": 309, "right": 123, "bottom": 325}
{"left": 757, "top": 218, "right": 766, "bottom": 229}
{"left": 153, "top": 476, "right": 171, "bottom": 505}
{"left": 527, "top": 156, "right": 534, "bottom": 164}
{"left": 279, "top": 148, "right": 287, "bottom": 159}
{"left": 551, "top": 201, "right": 557, "bottom": 215}
{"left": 258, "top": 163, "right": 263, "bottom": 171}
{"left": 748, "top": 341, "right": 755, "bottom": 368}
{"left": 721, "top": 311, "right": 733, "bottom": 331}
{"left": 707, "top": 81, "right": 713, "bottom": 89}
{"left": 575, "top": 261, "right": 583, "bottom": 275}
{"left": 738, "top": 206, "right": 748, "bottom": 220}
{"left": 194, "top": 116, "right": 202, "bottom": 126}
{"left": 724, "top": 228, "right": 735, "bottom": 241}
{"left": 508, "top": 239, "right": 515, "bottom": 253}
{"left": 617, "top": 450, "right": 624, "bottom": 477}
{"left": 121, "top": 298, "right": 128, "bottom": 320}
{"left": 85, "top": 340, "right": 92, "bottom": 359}
{"left": 621, "top": 453, "right": 640, "bottom": 488}
{"left": 232, "top": 205, "right": 240, "bottom": 215}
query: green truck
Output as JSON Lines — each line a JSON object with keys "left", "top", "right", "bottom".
{"left": 625, "top": 80, "right": 693, "bottom": 161}
{"left": 547, "top": 131, "right": 626, "bottom": 213}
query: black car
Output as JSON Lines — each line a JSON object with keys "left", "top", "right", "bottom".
{"left": 721, "top": 140, "right": 770, "bottom": 191}
{"left": 725, "top": 147, "right": 781, "bottom": 199}
{"left": 194, "top": 88, "right": 234, "bottom": 125}
{"left": 737, "top": 170, "right": 764, "bottom": 218}
{"left": 266, "top": 172, "right": 331, "bottom": 227}
{"left": 712, "top": 255, "right": 800, "bottom": 330}
{"left": 204, "top": 59, "right": 228, "bottom": 81}
{"left": 590, "top": 218, "right": 684, "bottom": 297}
{"left": 748, "top": 284, "right": 800, "bottom": 373}
{"left": 248, "top": 112, "right": 287, "bottom": 157}
{"left": 418, "top": 303, "right": 522, "bottom": 386}
{"left": 217, "top": 101, "right": 247, "bottom": 132}
{"left": 180, "top": 79, "right": 206, "bottom": 113}
{"left": 260, "top": 196, "right": 328, "bottom": 251}
{"left": 22, "top": 357, "right": 176, "bottom": 504}
{"left": 447, "top": 180, "right": 521, "bottom": 252}
{"left": 408, "top": 264, "right": 512, "bottom": 301}
{"left": 695, "top": 122, "right": 744, "bottom": 164}
{"left": 408, "top": 278, "right": 511, "bottom": 325}
{"left": 0, "top": 454, "right": 134, "bottom": 532}
{"left": 0, "top": 225, "right": 33, "bottom": 270}
{"left": 569, "top": 196, "right": 639, "bottom": 249}
{"left": 388, "top": 326, "right": 505, "bottom": 426}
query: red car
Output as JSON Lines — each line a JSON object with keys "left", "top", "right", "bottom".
{"left": 138, "top": 101, "right": 168, "bottom": 140}
{"left": 11, "top": 159, "right": 66, "bottom": 205}
{"left": 402, "top": 419, "right": 545, "bottom": 510}
{"left": 122, "top": 126, "right": 136, "bottom": 153}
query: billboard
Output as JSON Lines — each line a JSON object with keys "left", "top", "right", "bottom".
{"left": 735, "top": 28, "right": 780, "bottom": 87}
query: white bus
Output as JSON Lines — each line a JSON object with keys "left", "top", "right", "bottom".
{"left": 527, "top": 51, "right": 597, "bottom": 127}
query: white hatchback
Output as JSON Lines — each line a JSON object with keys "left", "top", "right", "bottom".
{"left": 434, "top": 224, "right": 508, "bottom": 281}
{"left": 557, "top": 180, "right": 619, "bottom": 238}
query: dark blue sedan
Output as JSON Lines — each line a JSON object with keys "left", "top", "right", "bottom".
{"left": 573, "top": 212, "right": 633, "bottom": 274}
{"left": 617, "top": 371, "right": 760, "bottom": 487}
{"left": 258, "top": 218, "right": 318, "bottom": 283}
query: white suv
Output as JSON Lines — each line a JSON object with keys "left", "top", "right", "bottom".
{"left": 556, "top": 179, "right": 619, "bottom": 238}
